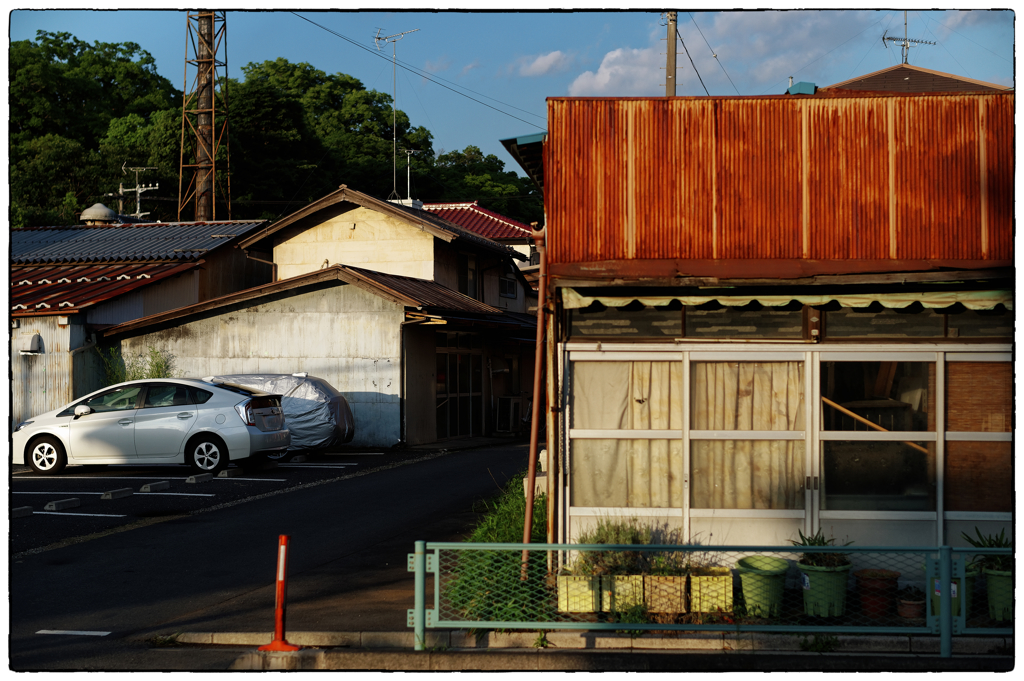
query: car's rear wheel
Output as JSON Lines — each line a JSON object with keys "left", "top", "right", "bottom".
{"left": 188, "top": 435, "right": 228, "bottom": 474}
{"left": 28, "top": 436, "right": 67, "bottom": 475}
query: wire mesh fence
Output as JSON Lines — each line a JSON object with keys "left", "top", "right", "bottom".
{"left": 416, "top": 543, "right": 1012, "bottom": 637}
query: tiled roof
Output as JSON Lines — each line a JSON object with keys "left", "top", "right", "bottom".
{"left": 11, "top": 220, "right": 266, "bottom": 264}
{"left": 342, "top": 265, "right": 502, "bottom": 315}
{"left": 11, "top": 262, "right": 200, "bottom": 316}
{"left": 422, "top": 202, "right": 535, "bottom": 241}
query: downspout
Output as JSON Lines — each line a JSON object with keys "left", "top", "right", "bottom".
{"left": 521, "top": 225, "right": 546, "bottom": 574}
{"left": 243, "top": 249, "right": 278, "bottom": 283}
{"left": 69, "top": 333, "right": 98, "bottom": 357}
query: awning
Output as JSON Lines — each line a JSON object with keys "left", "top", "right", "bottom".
{"left": 561, "top": 288, "right": 1013, "bottom": 311}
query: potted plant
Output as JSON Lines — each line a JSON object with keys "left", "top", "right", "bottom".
{"left": 962, "top": 527, "right": 1012, "bottom": 621}
{"left": 645, "top": 552, "right": 688, "bottom": 615}
{"left": 896, "top": 586, "right": 926, "bottom": 619}
{"left": 790, "top": 529, "right": 853, "bottom": 617}
{"left": 736, "top": 555, "right": 790, "bottom": 618}
{"left": 560, "top": 518, "right": 651, "bottom": 613}
{"left": 853, "top": 568, "right": 901, "bottom": 619}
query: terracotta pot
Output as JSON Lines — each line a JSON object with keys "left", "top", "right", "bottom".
{"left": 898, "top": 598, "right": 925, "bottom": 619}
{"left": 854, "top": 569, "right": 900, "bottom": 619}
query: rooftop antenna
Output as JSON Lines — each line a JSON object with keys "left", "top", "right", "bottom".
{"left": 882, "top": 11, "right": 935, "bottom": 64}
{"left": 104, "top": 162, "right": 159, "bottom": 219}
{"left": 401, "top": 148, "right": 421, "bottom": 201}
{"left": 375, "top": 27, "right": 419, "bottom": 201}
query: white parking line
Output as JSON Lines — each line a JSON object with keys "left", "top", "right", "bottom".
{"left": 14, "top": 476, "right": 193, "bottom": 481}
{"left": 14, "top": 491, "right": 215, "bottom": 497}
{"left": 211, "top": 478, "right": 286, "bottom": 482}
{"left": 37, "top": 630, "right": 111, "bottom": 636}
{"left": 278, "top": 464, "right": 357, "bottom": 469}
{"left": 33, "top": 512, "right": 127, "bottom": 518}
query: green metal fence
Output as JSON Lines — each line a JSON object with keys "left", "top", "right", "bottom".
{"left": 408, "top": 542, "right": 1012, "bottom": 656}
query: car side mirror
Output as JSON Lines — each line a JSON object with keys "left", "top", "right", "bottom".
{"left": 74, "top": 404, "right": 93, "bottom": 418}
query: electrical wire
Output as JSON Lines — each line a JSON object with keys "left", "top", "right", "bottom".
{"left": 847, "top": 11, "right": 897, "bottom": 80}
{"left": 676, "top": 29, "right": 709, "bottom": 96}
{"left": 688, "top": 13, "right": 740, "bottom": 95}
{"left": 920, "top": 11, "right": 1012, "bottom": 63}
{"left": 757, "top": 11, "right": 893, "bottom": 95}
{"left": 290, "top": 12, "right": 546, "bottom": 131}
{"left": 918, "top": 11, "right": 973, "bottom": 77}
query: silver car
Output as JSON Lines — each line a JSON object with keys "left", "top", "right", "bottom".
{"left": 12, "top": 378, "right": 290, "bottom": 475}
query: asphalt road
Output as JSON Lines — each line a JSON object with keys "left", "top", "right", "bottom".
{"left": 9, "top": 443, "right": 530, "bottom": 671}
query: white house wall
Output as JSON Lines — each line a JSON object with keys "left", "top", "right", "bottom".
{"left": 119, "top": 283, "right": 404, "bottom": 447}
{"left": 273, "top": 205, "right": 435, "bottom": 281}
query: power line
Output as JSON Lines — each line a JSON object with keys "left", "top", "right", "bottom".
{"left": 688, "top": 13, "right": 740, "bottom": 95}
{"left": 676, "top": 29, "right": 709, "bottom": 96}
{"left": 918, "top": 11, "right": 973, "bottom": 77}
{"left": 289, "top": 12, "right": 546, "bottom": 131}
{"left": 846, "top": 11, "right": 897, "bottom": 80}
{"left": 920, "top": 11, "right": 1012, "bottom": 64}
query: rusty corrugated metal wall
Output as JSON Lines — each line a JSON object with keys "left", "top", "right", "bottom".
{"left": 11, "top": 318, "right": 75, "bottom": 426}
{"left": 546, "top": 93, "right": 1013, "bottom": 269}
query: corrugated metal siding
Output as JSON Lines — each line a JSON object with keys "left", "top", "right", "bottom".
{"left": 11, "top": 319, "right": 74, "bottom": 425}
{"left": 546, "top": 93, "right": 1013, "bottom": 267}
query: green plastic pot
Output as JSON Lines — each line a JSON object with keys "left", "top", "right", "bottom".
{"left": 736, "top": 556, "right": 789, "bottom": 617}
{"left": 984, "top": 568, "right": 1012, "bottom": 621}
{"left": 799, "top": 563, "right": 852, "bottom": 617}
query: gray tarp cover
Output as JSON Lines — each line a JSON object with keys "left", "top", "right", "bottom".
{"left": 210, "top": 374, "right": 354, "bottom": 451}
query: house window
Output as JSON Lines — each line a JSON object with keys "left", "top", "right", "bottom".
{"left": 685, "top": 302, "right": 804, "bottom": 339}
{"left": 457, "top": 254, "right": 477, "bottom": 299}
{"left": 499, "top": 277, "right": 517, "bottom": 299}
{"left": 570, "top": 304, "right": 681, "bottom": 337}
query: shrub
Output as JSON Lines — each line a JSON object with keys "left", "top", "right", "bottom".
{"left": 97, "top": 345, "right": 178, "bottom": 385}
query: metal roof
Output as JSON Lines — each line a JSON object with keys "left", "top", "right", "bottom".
{"left": 10, "top": 262, "right": 200, "bottom": 316}
{"left": 501, "top": 132, "right": 546, "bottom": 192}
{"left": 826, "top": 64, "right": 1012, "bottom": 93}
{"left": 11, "top": 220, "right": 267, "bottom": 264}
{"left": 100, "top": 264, "right": 534, "bottom": 337}
{"left": 422, "top": 202, "right": 535, "bottom": 241}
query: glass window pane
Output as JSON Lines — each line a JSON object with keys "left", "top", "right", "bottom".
{"left": 825, "top": 306, "right": 944, "bottom": 338}
{"left": 945, "top": 441, "right": 1012, "bottom": 512}
{"left": 458, "top": 395, "right": 471, "bottom": 436}
{"left": 685, "top": 305, "right": 803, "bottom": 339}
{"left": 458, "top": 354, "right": 471, "bottom": 392}
{"left": 947, "top": 308, "right": 1014, "bottom": 338}
{"left": 144, "top": 384, "right": 191, "bottom": 408}
{"left": 572, "top": 361, "right": 682, "bottom": 430}
{"left": 691, "top": 362, "right": 804, "bottom": 431}
{"left": 570, "top": 306, "right": 682, "bottom": 338}
{"left": 435, "top": 353, "right": 448, "bottom": 395}
{"left": 471, "top": 355, "right": 482, "bottom": 393}
{"left": 946, "top": 362, "right": 1011, "bottom": 432}
{"left": 690, "top": 440, "right": 805, "bottom": 509}
{"left": 436, "top": 398, "right": 448, "bottom": 439}
{"left": 820, "top": 361, "right": 933, "bottom": 431}
{"left": 86, "top": 386, "right": 143, "bottom": 412}
{"left": 821, "top": 441, "right": 935, "bottom": 511}
{"left": 571, "top": 439, "right": 683, "bottom": 508}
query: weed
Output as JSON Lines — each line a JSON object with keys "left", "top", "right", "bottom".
{"left": 613, "top": 602, "right": 650, "bottom": 638}
{"left": 800, "top": 634, "right": 840, "bottom": 653}
{"left": 148, "top": 633, "right": 182, "bottom": 647}
{"left": 533, "top": 631, "right": 550, "bottom": 648}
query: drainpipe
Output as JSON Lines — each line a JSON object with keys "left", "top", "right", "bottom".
{"left": 69, "top": 333, "right": 98, "bottom": 357}
{"left": 522, "top": 225, "right": 546, "bottom": 574}
{"left": 243, "top": 249, "right": 278, "bottom": 282}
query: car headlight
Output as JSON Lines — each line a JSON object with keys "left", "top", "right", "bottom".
{"left": 14, "top": 420, "right": 32, "bottom": 432}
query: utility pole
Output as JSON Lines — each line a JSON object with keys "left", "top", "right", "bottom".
{"left": 665, "top": 11, "right": 678, "bottom": 96}
{"left": 882, "top": 10, "right": 935, "bottom": 64}
{"left": 375, "top": 27, "right": 419, "bottom": 201}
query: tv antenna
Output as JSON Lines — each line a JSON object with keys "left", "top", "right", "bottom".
{"left": 375, "top": 27, "right": 419, "bottom": 201}
{"left": 105, "top": 162, "right": 160, "bottom": 219}
{"left": 400, "top": 148, "right": 422, "bottom": 201}
{"left": 882, "top": 11, "right": 935, "bottom": 64}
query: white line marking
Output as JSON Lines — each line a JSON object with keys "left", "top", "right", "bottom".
{"left": 15, "top": 476, "right": 193, "bottom": 481}
{"left": 212, "top": 478, "right": 286, "bottom": 482}
{"left": 279, "top": 464, "right": 356, "bottom": 469}
{"left": 37, "top": 630, "right": 111, "bottom": 636}
{"left": 33, "top": 512, "right": 127, "bottom": 517}
{"left": 15, "top": 491, "right": 215, "bottom": 497}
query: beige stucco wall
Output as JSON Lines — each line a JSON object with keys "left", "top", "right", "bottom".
{"left": 274, "top": 205, "right": 436, "bottom": 281}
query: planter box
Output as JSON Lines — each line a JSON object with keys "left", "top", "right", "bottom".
{"left": 601, "top": 575, "right": 644, "bottom": 612}
{"left": 690, "top": 568, "right": 733, "bottom": 613}
{"left": 645, "top": 575, "right": 687, "bottom": 614}
{"left": 557, "top": 576, "right": 600, "bottom": 613}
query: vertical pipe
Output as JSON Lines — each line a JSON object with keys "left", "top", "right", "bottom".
{"left": 939, "top": 545, "right": 952, "bottom": 658}
{"left": 258, "top": 535, "right": 300, "bottom": 652}
{"left": 522, "top": 227, "right": 547, "bottom": 575}
{"left": 414, "top": 540, "right": 426, "bottom": 651}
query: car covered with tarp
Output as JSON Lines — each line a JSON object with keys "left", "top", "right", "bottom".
{"left": 205, "top": 373, "right": 354, "bottom": 458}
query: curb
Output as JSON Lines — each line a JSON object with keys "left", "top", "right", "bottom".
{"left": 176, "top": 630, "right": 1012, "bottom": 655}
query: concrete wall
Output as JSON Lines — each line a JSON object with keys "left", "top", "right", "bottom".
{"left": 274, "top": 205, "right": 435, "bottom": 281}
{"left": 118, "top": 282, "right": 405, "bottom": 448}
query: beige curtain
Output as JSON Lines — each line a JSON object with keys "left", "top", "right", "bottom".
{"left": 571, "top": 362, "right": 683, "bottom": 508}
{"left": 691, "top": 362, "right": 805, "bottom": 509}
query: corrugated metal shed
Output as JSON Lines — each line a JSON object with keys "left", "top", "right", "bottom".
{"left": 422, "top": 202, "right": 535, "bottom": 240}
{"left": 12, "top": 220, "right": 266, "bottom": 263}
{"left": 544, "top": 91, "right": 1013, "bottom": 275}
{"left": 11, "top": 262, "right": 200, "bottom": 316}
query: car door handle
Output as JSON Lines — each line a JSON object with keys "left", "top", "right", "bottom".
{"left": 118, "top": 419, "right": 133, "bottom": 425}
{"left": 177, "top": 413, "right": 194, "bottom": 419}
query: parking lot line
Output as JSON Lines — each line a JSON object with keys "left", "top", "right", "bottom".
{"left": 33, "top": 512, "right": 127, "bottom": 518}
{"left": 211, "top": 478, "right": 286, "bottom": 482}
{"left": 37, "top": 630, "right": 111, "bottom": 636}
{"left": 278, "top": 464, "right": 357, "bottom": 469}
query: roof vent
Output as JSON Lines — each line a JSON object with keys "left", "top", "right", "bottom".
{"left": 786, "top": 82, "right": 817, "bottom": 95}
{"left": 388, "top": 198, "right": 423, "bottom": 210}
{"left": 80, "top": 203, "right": 118, "bottom": 225}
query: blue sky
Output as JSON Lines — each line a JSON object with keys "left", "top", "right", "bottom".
{"left": 9, "top": 6, "right": 1016, "bottom": 178}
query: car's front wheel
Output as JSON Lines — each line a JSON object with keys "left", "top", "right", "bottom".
{"left": 187, "top": 435, "right": 228, "bottom": 474}
{"left": 28, "top": 436, "right": 67, "bottom": 475}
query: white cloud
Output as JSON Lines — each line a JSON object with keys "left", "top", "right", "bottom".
{"left": 460, "top": 60, "right": 481, "bottom": 77}
{"left": 424, "top": 56, "right": 451, "bottom": 73}
{"left": 517, "top": 51, "right": 572, "bottom": 77}
{"left": 568, "top": 46, "right": 662, "bottom": 96}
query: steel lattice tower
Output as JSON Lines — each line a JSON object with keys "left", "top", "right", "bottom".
{"left": 179, "top": 10, "right": 231, "bottom": 222}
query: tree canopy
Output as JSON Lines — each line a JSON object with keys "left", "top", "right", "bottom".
{"left": 9, "top": 32, "right": 543, "bottom": 228}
